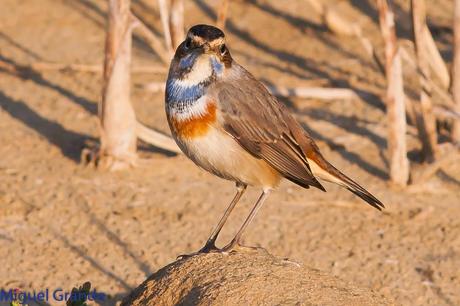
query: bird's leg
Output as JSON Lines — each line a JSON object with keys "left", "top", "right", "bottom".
{"left": 222, "top": 189, "right": 271, "bottom": 252}
{"left": 199, "top": 183, "right": 247, "bottom": 252}
{"left": 177, "top": 183, "right": 247, "bottom": 259}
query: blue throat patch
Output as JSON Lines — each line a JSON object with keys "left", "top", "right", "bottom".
{"left": 166, "top": 79, "right": 205, "bottom": 102}
{"left": 166, "top": 56, "right": 223, "bottom": 114}
{"left": 165, "top": 78, "right": 208, "bottom": 114}
{"left": 211, "top": 57, "right": 223, "bottom": 74}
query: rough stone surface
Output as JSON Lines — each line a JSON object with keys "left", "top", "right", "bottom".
{"left": 122, "top": 249, "right": 392, "bottom": 305}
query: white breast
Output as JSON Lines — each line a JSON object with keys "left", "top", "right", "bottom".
{"left": 177, "top": 55, "right": 213, "bottom": 87}
{"left": 176, "top": 127, "right": 281, "bottom": 189}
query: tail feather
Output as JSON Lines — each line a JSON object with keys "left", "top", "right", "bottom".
{"left": 307, "top": 157, "right": 385, "bottom": 211}
{"left": 342, "top": 177, "right": 385, "bottom": 211}
{"left": 285, "top": 122, "right": 385, "bottom": 210}
{"left": 330, "top": 168, "right": 384, "bottom": 210}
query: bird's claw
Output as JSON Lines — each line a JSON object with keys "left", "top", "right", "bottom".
{"left": 222, "top": 241, "right": 267, "bottom": 254}
{"left": 176, "top": 242, "right": 222, "bottom": 260}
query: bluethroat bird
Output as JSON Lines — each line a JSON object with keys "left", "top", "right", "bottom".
{"left": 165, "top": 24, "right": 384, "bottom": 253}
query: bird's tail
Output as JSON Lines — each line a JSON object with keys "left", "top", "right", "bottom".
{"left": 307, "top": 156, "right": 385, "bottom": 211}
{"left": 284, "top": 117, "right": 384, "bottom": 210}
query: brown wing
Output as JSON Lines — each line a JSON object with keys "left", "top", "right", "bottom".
{"left": 212, "top": 65, "right": 325, "bottom": 191}
{"left": 212, "top": 64, "right": 384, "bottom": 210}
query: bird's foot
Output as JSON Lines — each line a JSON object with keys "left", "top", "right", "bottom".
{"left": 176, "top": 242, "right": 221, "bottom": 260}
{"left": 177, "top": 240, "right": 267, "bottom": 260}
{"left": 221, "top": 240, "right": 268, "bottom": 254}
{"left": 221, "top": 239, "right": 238, "bottom": 253}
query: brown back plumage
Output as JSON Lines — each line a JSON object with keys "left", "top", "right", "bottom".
{"left": 214, "top": 65, "right": 324, "bottom": 191}
{"left": 212, "top": 63, "right": 384, "bottom": 210}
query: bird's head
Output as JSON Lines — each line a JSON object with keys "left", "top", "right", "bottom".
{"left": 168, "top": 24, "right": 232, "bottom": 84}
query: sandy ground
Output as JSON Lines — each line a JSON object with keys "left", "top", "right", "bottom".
{"left": 0, "top": 0, "right": 459, "bottom": 305}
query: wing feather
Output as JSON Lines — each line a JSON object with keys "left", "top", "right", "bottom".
{"left": 209, "top": 64, "right": 383, "bottom": 209}
{"left": 212, "top": 65, "right": 325, "bottom": 191}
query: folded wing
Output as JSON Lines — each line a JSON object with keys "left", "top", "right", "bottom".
{"left": 213, "top": 66, "right": 325, "bottom": 191}
{"left": 212, "top": 64, "right": 384, "bottom": 210}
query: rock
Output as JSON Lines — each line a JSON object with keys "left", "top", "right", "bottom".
{"left": 122, "top": 248, "right": 391, "bottom": 305}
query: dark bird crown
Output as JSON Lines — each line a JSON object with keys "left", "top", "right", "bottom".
{"left": 188, "top": 24, "right": 225, "bottom": 41}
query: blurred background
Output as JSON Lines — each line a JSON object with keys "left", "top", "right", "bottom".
{"left": 0, "top": 0, "right": 459, "bottom": 305}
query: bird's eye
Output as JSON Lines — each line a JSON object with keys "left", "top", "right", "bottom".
{"left": 184, "top": 38, "right": 191, "bottom": 49}
{"left": 220, "top": 44, "right": 227, "bottom": 55}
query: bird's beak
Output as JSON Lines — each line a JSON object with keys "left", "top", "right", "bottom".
{"left": 202, "top": 43, "right": 212, "bottom": 54}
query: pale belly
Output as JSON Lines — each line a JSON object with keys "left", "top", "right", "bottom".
{"left": 175, "top": 127, "right": 281, "bottom": 189}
